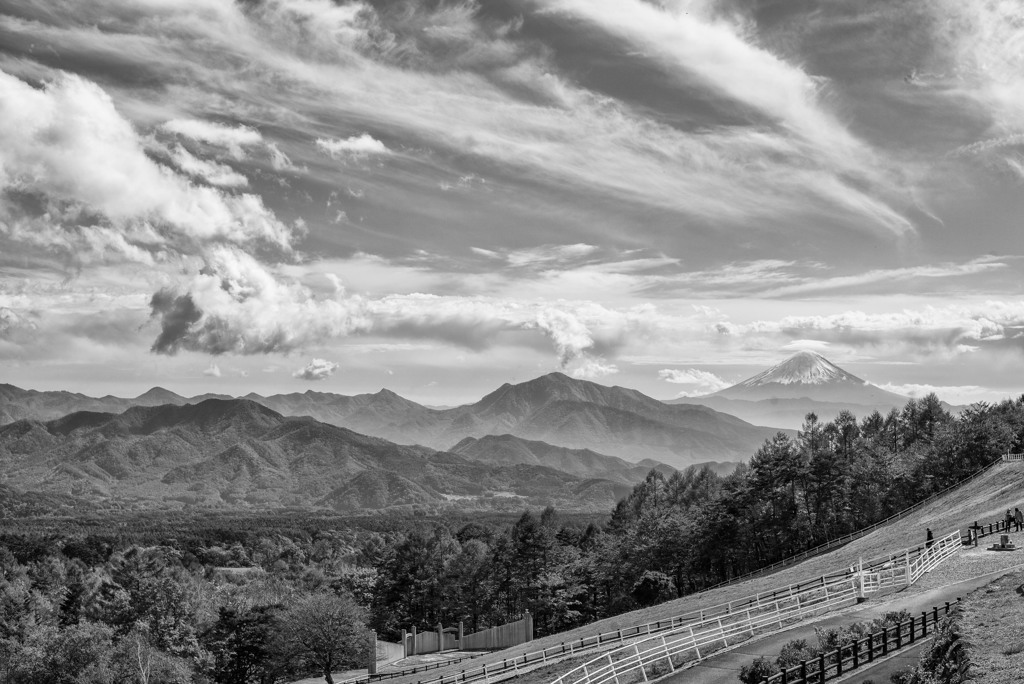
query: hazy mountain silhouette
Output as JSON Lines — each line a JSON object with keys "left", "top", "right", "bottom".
{"left": 450, "top": 434, "right": 737, "bottom": 483}
{"left": 1, "top": 373, "right": 783, "bottom": 468}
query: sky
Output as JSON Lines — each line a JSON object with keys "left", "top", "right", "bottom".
{"left": 0, "top": 0, "right": 1023, "bottom": 407}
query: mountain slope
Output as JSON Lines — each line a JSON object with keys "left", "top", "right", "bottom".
{"left": 0, "top": 400, "right": 630, "bottom": 512}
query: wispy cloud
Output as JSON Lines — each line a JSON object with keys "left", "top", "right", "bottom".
{"left": 162, "top": 119, "right": 263, "bottom": 159}
{"left": 316, "top": 134, "right": 389, "bottom": 159}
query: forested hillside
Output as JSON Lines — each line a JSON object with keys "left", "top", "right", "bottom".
{"left": 1, "top": 393, "right": 1022, "bottom": 683}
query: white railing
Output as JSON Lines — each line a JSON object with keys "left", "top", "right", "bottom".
{"left": 548, "top": 530, "right": 963, "bottom": 684}
{"left": 1003, "top": 452, "right": 1024, "bottom": 462}
{"left": 551, "top": 580, "right": 859, "bottom": 684}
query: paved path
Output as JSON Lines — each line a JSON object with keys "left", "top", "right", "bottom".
{"left": 659, "top": 566, "right": 1022, "bottom": 684}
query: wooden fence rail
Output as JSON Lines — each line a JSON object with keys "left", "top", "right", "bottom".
{"left": 761, "top": 599, "right": 961, "bottom": 684}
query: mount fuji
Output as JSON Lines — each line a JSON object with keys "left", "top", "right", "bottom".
{"left": 670, "top": 352, "right": 914, "bottom": 428}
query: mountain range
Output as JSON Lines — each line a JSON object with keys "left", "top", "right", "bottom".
{"left": 0, "top": 399, "right": 636, "bottom": 512}
{"left": 671, "top": 352, "right": 924, "bottom": 428}
{"left": 0, "top": 372, "right": 783, "bottom": 469}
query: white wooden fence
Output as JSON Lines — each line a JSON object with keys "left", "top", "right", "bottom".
{"left": 1002, "top": 452, "right": 1024, "bottom": 462}
{"left": 547, "top": 530, "right": 963, "bottom": 684}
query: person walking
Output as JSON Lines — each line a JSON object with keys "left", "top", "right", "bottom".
{"left": 1005, "top": 509, "right": 1014, "bottom": 532}
{"left": 926, "top": 527, "right": 934, "bottom": 548}
{"left": 1015, "top": 507, "right": 1023, "bottom": 532}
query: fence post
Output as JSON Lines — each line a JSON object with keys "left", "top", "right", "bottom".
{"left": 867, "top": 634, "right": 873, "bottom": 662}
{"left": 882, "top": 626, "right": 888, "bottom": 656}
{"left": 909, "top": 616, "right": 916, "bottom": 644}
{"left": 896, "top": 621, "right": 903, "bottom": 649}
{"left": 921, "top": 612, "right": 928, "bottom": 637}
{"left": 635, "top": 644, "right": 647, "bottom": 682}
{"left": 852, "top": 640, "right": 859, "bottom": 669}
{"left": 836, "top": 647, "right": 843, "bottom": 676}
{"left": 800, "top": 660, "right": 807, "bottom": 684}
{"left": 818, "top": 653, "right": 826, "bottom": 684}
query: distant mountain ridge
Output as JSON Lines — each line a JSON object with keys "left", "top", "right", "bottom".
{"left": 670, "top": 352, "right": 934, "bottom": 429}
{"left": 0, "top": 399, "right": 634, "bottom": 512}
{"left": 0, "top": 373, "right": 783, "bottom": 469}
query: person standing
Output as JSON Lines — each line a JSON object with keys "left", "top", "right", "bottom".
{"left": 926, "top": 528, "right": 934, "bottom": 548}
{"left": 1014, "top": 507, "right": 1023, "bottom": 532}
{"left": 1005, "top": 509, "right": 1014, "bottom": 532}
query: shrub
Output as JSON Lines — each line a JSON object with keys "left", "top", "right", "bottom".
{"left": 739, "top": 656, "right": 779, "bottom": 684}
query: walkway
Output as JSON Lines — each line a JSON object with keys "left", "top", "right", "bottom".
{"left": 657, "top": 535, "right": 1024, "bottom": 684}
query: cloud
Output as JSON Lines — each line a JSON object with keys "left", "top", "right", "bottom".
{"left": 569, "top": 357, "right": 618, "bottom": 379}
{"left": 168, "top": 145, "right": 249, "bottom": 187}
{"left": 162, "top": 119, "right": 263, "bottom": 159}
{"left": 293, "top": 357, "right": 339, "bottom": 381}
{"left": 472, "top": 244, "right": 600, "bottom": 268}
{"left": 0, "top": 69, "right": 294, "bottom": 262}
{"left": 877, "top": 382, "right": 991, "bottom": 404}
{"left": 203, "top": 362, "right": 222, "bottom": 377}
{"left": 316, "top": 134, "right": 389, "bottom": 159}
{"left": 781, "top": 340, "right": 833, "bottom": 353}
{"left": 658, "top": 368, "right": 730, "bottom": 396}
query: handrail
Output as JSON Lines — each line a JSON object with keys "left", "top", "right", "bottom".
{"left": 549, "top": 530, "right": 963, "bottom": 684}
{"left": 701, "top": 456, "right": 1003, "bottom": 591}
{"left": 1002, "top": 452, "right": 1024, "bottom": 462}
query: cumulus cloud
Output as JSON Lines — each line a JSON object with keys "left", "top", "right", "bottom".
{"left": 569, "top": 357, "right": 618, "bottom": 379}
{"left": 316, "top": 134, "right": 389, "bottom": 159}
{"left": 658, "top": 368, "right": 731, "bottom": 396}
{"left": 0, "top": 69, "right": 294, "bottom": 262}
{"left": 293, "top": 357, "right": 339, "bottom": 381}
{"left": 203, "top": 362, "right": 222, "bottom": 377}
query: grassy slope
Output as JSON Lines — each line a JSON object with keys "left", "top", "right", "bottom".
{"left": 383, "top": 462, "right": 1024, "bottom": 684}
{"left": 960, "top": 569, "right": 1024, "bottom": 684}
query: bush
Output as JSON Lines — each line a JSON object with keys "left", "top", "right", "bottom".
{"left": 739, "top": 656, "right": 779, "bottom": 684}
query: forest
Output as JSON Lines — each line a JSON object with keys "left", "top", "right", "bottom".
{"left": 2, "top": 393, "right": 1023, "bottom": 683}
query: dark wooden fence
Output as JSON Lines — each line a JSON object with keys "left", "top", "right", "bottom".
{"left": 760, "top": 600, "right": 960, "bottom": 684}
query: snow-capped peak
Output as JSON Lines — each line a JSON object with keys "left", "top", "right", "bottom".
{"left": 736, "top": 351, "right": 864, "bottom": 387}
